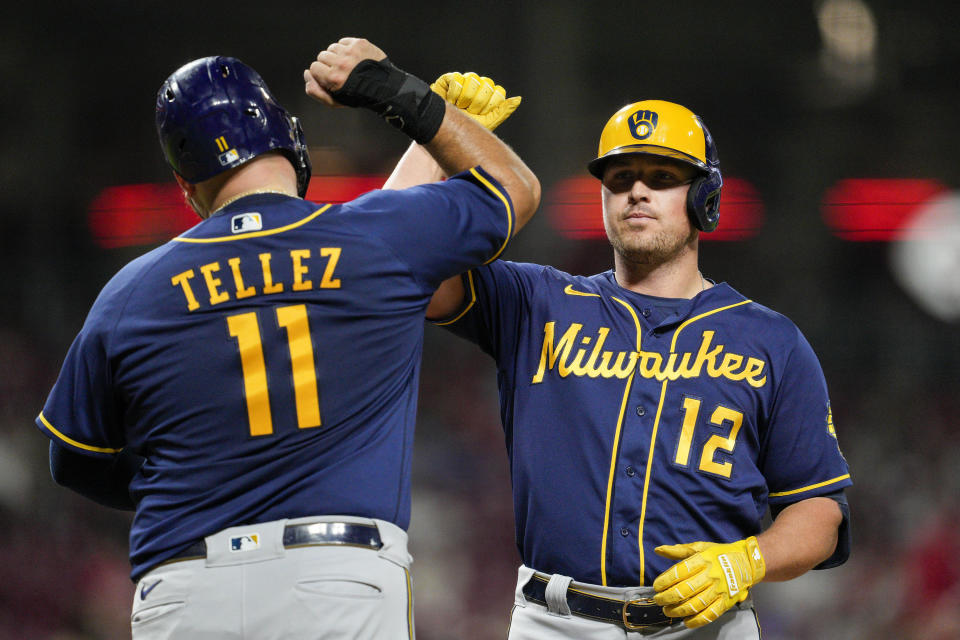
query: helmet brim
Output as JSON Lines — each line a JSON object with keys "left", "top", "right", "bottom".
{"left": 587, "top": 145, "right": 709, "bottom": 179}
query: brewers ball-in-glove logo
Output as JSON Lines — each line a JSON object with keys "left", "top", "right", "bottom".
{"left": 629, "top": 109, "right": 659, "bottom": 140}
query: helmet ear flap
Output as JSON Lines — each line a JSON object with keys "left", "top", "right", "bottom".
{"left": 686, "top": 169, "right": 722, "bottom": 232}
{"left": 289, "top": 116, "right": 312, "bottom": 198}
{"left": 686, "top": 115, "right": 721, "bottom": 232}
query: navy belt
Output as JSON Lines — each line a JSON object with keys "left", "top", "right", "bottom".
{"left": 522, "top": 574, "right": 677, "bottom": 631}
{"left": 166, "top": 522, "right": 383, "bottom": 562}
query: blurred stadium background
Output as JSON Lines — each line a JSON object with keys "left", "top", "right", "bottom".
{"left": 2, "top": 1, "right": 959, "bottom": 638}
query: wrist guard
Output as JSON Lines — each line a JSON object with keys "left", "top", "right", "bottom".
{"left": 331, "top": 58, "right": 446, "bottom": 144}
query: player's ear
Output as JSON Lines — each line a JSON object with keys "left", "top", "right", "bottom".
{"left": 173, "top": 173, "right": 208, "bottom": 219}
{"left": 173, "top": 173, "right": 196, "bottom": 198}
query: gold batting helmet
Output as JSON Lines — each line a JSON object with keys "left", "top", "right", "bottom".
{"left": 587, "top": 100, "right": 723, "bottom": 232}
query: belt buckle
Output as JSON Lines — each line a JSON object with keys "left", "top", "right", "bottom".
{"left": 621, "top": 596, "right": 659, "bottom": 631}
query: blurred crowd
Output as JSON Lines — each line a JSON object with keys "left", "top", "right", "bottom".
{"left": 4, "top": 0, "right": 958, "bottom": 637}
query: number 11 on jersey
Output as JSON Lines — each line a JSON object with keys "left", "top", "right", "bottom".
{"left": 227, "top": 304, "right": 322, "bottom": 436}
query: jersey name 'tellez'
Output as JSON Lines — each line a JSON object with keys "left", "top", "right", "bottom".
{"left": 441, "top": 263, "right": 851, "bottom": 587}
{"left": 36, "top": 168, "right": 515, "bottom": 580}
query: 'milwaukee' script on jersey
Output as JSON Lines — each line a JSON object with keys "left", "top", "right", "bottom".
{"left": 169, "top": 248, "right": 343, "bottom": 311}
{"left": 532, "top": 322, "right": 768, "bottom": 387}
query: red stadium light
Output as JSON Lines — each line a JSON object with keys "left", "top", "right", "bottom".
{"left": 303, "top": 175, "right": 385, "bottom": 203}
{"left": 821, "top": 179, "right": 947, "bottom": 241}
{"left": 88, "top": 176, "right": 389, "bottom": 248}
{"left": 88, "top": 183, "right": 198, "bottom": 249}
{"left": 546, "top": 176, "right": 765, "bottom": 242}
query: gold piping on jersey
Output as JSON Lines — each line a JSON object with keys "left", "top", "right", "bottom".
{"left": 433, "top": 271, "right": 477, "bottom": 327}
{"left": 599, "top": 296, "right": 642, "bottom": 586}
{"left": 468, "top": 167, "right": 515, "bottom": 264}
{"left": 636, "top": 299, "right": 753, "bottom": 584}
{"left": 172, "top": 205, "right": 331, "bottom": 243}
{"left": 768, "top": 473, "right": 851, "bottom": 497}
{"left": 38, "top": 412, "right": 123, "bottom": 454}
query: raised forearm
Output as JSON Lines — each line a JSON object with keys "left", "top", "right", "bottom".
{"left": 306, "top": 41, "right": 540, "bottom": 231}
{"left": 423, "top": 103, "right": 539, "bottom": 229}
{"left": 382, "top": 142, "right": 445, "bottom": 190}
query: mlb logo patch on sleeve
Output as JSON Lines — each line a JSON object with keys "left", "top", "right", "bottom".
{"left": 232, "top": 213, "right": 263, "bottom": 233}
{"left": 230, "top": 533, "right": 261, "bottom": 552}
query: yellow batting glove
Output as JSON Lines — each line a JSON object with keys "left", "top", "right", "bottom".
{"left": 652, "top": 536, "right": 766, "bottom": 629}
{"left": 430, "top": 71, "right": 521, "bottom": 131}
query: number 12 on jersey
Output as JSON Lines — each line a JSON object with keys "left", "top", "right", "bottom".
{"left": 674, "top": 396, "right": 744, "bottom": 478}
{"left": 227, "top": 304, "right": 321, "bottom": 436}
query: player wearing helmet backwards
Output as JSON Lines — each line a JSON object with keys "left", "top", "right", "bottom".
{"left": 388, "top": 75, "right": 852, "bottom": 638}
{"left": 35, "top": 41, "right": 539, "bottom": 639}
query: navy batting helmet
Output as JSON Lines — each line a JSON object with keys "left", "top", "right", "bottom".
{"left": 589, "top": 100, "right": 722, "bottom": 232}
{"left": 156, "top": 56, "right": 312, "bottom": 197}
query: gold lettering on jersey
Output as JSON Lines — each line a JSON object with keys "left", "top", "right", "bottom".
{"left": 290, "top": 249, "right": 312, "bottom": 291}
{"left": 228, "top": 257, "right": 256, "bottom": 299}
{"left": 171, "top": 269, "right": 200, "bottom": 311}
{"left": 200, "top": 261, "right": 230, "bottom": 305}
{"left": 319, "top": 247, "right": 342, "bottom": 288}
{"left": 259, "top": 253, "right": 284, "bottom": 294}
{"left": 170, "top": 248, "right": 345, "bottom": 312}
{"left": 531, "top": 324, "right": 767, "bottom": 387}
{"left": 532, "top": 322, "right": 637, "bottom": 383}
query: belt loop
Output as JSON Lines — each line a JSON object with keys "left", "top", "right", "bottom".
{"left": 515, "top": 565, "right": 536, "bottom": 607}
{"left": 544, "top": 573, "right": 573, "bottom": 617}
{"left": 373, "top": 519, "right": 412, "bottom": 569}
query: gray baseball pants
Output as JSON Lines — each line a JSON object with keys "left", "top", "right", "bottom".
{"left": 130, "top": 516, "right": 414, "bottom": 640}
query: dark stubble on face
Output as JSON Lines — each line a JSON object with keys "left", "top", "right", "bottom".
{"left": 608, "top": 216, "right": 698, "bottom": 267}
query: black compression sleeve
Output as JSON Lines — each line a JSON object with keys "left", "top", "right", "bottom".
{"left": 49, "top": 441, "right": 143, "bottom": 511}
{"left": 330, "top": 58, "right": 445, "bottom": 144}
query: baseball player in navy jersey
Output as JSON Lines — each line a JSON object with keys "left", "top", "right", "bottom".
{"left": 388, "top": 76, "right": 852, "bottom": 638}
{"left": 35, "top": 40, "right": 539, "bottom": 639}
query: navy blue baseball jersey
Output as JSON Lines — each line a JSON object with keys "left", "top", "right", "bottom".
{"left": 440, "top": 262, "right": 852, "bottom": 587}
{"left": 36, "top": 168, "right": 514, "bottom": 580}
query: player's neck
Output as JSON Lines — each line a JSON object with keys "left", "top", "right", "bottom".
{"left": 202, "top": 154, "right": 299, "bottom": 218}
{"left": 612, "top": 252, "right": 709, "bottom": 299}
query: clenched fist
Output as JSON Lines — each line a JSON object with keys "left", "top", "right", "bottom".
{"left": 430, "top": 71, "right": 521, "bottom": 131}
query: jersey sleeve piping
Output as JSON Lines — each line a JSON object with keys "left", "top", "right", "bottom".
{"left": 37, "top": 411, "right": 123, "bottom": 454}
{"left": 467, "top": 167, "right": 515, "bottom": 264}
{"left": 432, "top": 271, "right": 478, "bottom": 326}
{"left": 51, "top": 243, "right": 182, "bottom": 455}
{"left": 768, "top": 473, "right": 851, "bottom": 498}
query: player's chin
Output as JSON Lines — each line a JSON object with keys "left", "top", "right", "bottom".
{"left": 611, "top": 228, "right": 656, "bottom": 252}
{"left": 612, "top": 242, "right": 659, "bottom": 265}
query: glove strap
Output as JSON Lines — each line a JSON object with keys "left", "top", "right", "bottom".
{"left": 744, "top": 536, "right": 766, "bottom": 581}
{"left": 331, "top": 58, "right": 446, "bottom": 144}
